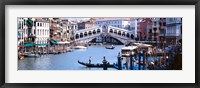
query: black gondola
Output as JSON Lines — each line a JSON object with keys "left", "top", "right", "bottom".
{"left": 105, "top": 46, "right": 115, "bottom": 49}
{"left": 78, "top": 60, "right": 114, "bottom": 68}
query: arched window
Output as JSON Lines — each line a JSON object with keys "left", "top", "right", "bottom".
{"left": 80, "top": 33, "right": 83, "bottom": 38}
{"left": 122, "top": 32, "right": 125, "bottom": 36}
{"left": 84, "top": 32, "right": 88, "bottom": 36}
{"left": 126, "top": 33, "right": 130, "bottom": 38}
{"left": 118, "top": 31, "right": 121, "bottom": 35}
{"left": 88, "top": 31, "right": 92, "bottom": 35}
{"left": 109, "top": 29, "right": 113, "bottom": 33}
{"left": 114, "top": 30, "right": 117, "bottom": 34}
{"left": 97, "top": 29, "right": 101, "bottom": 33}
{"left": 76, "top": 34, "right": 79, "bottom": 39}
{"left": 93, "top": 30, "right": 96, "bottom": 34}
{"left": 131, "top": 34, "right": 134, "bottom": 39}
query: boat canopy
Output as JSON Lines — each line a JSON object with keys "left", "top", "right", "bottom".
{"left": 134, "top": 43, "right": 152, "bottom": 47}
{"left": 121, "top": 46, "right": 138, "bottom": 50}
{"left": 57, "top": 41, "right": 70, "bottom": 44}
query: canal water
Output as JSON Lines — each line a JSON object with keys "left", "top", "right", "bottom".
{"left": 18, "top": 45, "right": 156, "bottom": 70}
{"left": 18, "top": 45, "right": 123, "bottom": 70}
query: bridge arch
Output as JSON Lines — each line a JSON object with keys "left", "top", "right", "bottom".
{"left": 93, "top": 30, "right": 96, "bottom": 34}
{"left": 122, "top": 32, "right": 125, "bottom": 36}
{"left": 126, "top": 33, "right": 130, "bottom": 38}
{"left": 88, "top": 31, "right": 92, "bottom": 36}
{"left": 80, "top": 33, "right": 84, "bottom": 38}
{"left": 88, "top": 34, "right": 124, "bottom": 44}
{"left": 114, "top": 30, "right": 117, "bottom": 34}
{"left": 109, "top": 29, "right": 113, "bottom": 33}
{"left": 118, "top": 31, "right": 121, "bottom": 35}
{"left": 75, "top": 34, "right": 79, "bottom": 39}
{"left": 84, "top": 32, "right": 88, "bottom": 36}
{"left": 97, "top": 29, "right": 101, "bottom": 33}
{"left": 131, "top": 34, "right": 134, "bottom": 39}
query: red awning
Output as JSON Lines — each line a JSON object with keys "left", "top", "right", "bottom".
{"left": 18, "top": 46, "right": 25, "bottom": 48}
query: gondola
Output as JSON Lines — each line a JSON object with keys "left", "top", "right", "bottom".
{"left": 105, "top": 46, "right": 115, "bottom": 49}
{"left": 78, "top": 60, "right": 114, "bottom": 68}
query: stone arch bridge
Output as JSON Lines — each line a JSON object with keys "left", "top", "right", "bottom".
{"left": 74, "top": 26, "right": 135, "bottom": 44}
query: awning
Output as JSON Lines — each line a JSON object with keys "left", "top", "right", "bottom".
{"left": 21, "top": 42, "right": 35, "bottom": 47}
{"left": 18, "top": 45, "right": 25, "bottom": 48}
{"left": 50, "top": 40, "right": 60, "bottom": 45}
{"left": 57, "top": 41, "right": 70, "bottom": 44}
{"left": 18, "top": 32, "right": 21, "bottom": 37}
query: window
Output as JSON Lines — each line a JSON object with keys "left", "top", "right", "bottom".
{"left": 37, "top": 23, "right": 39, "bottom": 26}
{"left": 153, "top": 28, "right": 157, "bottom": 31}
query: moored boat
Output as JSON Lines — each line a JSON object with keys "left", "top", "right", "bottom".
{"left": 24, "top": 52, "right": 39, "bottom": 57}
{"left": 73, "top": 46, "right": 87, "bottom": 49}
{"left": 121, "top": 46, "right": 138, "bottom": 57}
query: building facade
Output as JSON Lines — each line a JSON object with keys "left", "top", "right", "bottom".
{"left": 77, "top": 18, "right": 96, "bottom": 30}
{"left": 95, "top": 18, "right": 130, "bottom": 29}
{"left": 17, "top": 18, "right": 50, "bottom": 47}
{"left": 34, "top": 18, "right": 50, "bottom": 46}
{"left": 165, "top": 18, "right": 182, "bottom": 45}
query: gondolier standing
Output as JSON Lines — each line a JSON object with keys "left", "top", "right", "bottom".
{"left": 89, "top": 56, "right": 92, "bottom": 64}
{"left": 102, "top": 56, "right": 108, "bottom": 70}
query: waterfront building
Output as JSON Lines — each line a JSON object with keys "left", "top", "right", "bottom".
{"left": 18, "top": 18, "right": 36, "bottom": 45}
{"left": 77, "top": 18, "right": 96, "bottom": 30}
{"left": 165, "top": 18, "right": 182, "bottom": 45}
{"left": 50, "top": 18, "right": 62, "bottom": 41}
{"left": 151, "top": 18, "right": 160, "bottom": 42}
{"left": 95, "top": 18, "right": 130, "bottom": 29}
{"left": 17, "top": 18, "right": 27, "bottom": 45}
{"left": 34, "top": 18, "right": 50, "bottom": 47}
{"left": 139, "top": 18, "right": 152, "bottom": 41}
{"left": 130, "top": 18, "right": 141, "bottom": 39}
{"left": 158, "top": 18, "right": 167, "bottom": 46}
{"left": 17, "top": 18, "right": 50, "bottom": 47}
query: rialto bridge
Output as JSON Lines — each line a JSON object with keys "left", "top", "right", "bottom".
{"left": 74, "top": 25, "right": 135, "bottom": 44}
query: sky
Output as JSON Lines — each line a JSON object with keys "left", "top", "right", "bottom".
{"left": 67, "top": 18, "right": 90, "bottom": 21}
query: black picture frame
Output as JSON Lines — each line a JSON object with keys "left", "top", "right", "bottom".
{"left": 0, "top": 0, "right": 200, "bottom": 88}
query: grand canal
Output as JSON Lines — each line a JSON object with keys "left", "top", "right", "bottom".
{"left": 18, "top": 45, "right": 127, "bottom": 70}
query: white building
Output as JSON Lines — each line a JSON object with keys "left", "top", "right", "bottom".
{"left": 166, "top": 18, "right": 182, "bottom": 44}
{"left": 17, "top": 18, "right": 28, "bottom": 45}
{"left": 130, "top": 18, "right": 142, "bottom": 38}
{"left": 95, "top": 18, "right": 130, "bottom": 29}
{"left": 34, "top": 18, "right": 50, "bottom": 47}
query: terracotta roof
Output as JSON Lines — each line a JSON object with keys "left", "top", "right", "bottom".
{"left": 35, "top": 18, "right": 49, "bottom": 22}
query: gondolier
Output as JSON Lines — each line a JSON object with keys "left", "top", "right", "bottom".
{"left": 89, "top": 56, "right": 92, "bottom": 64}
{"left": 102, "top": 56, "right": 108, "bottom": 70}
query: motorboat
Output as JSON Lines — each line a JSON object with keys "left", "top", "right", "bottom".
{"left": 121, "top": 46, "right": 138, "bottom": 57}
{"left": 73, "top": 46, "right": 87, "bottom": 49}
{"left": 24, "top": 52, "right": 39, "bottom": 57}
{"left": 105, "top": 45, "right": 115, "bottom": 49}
